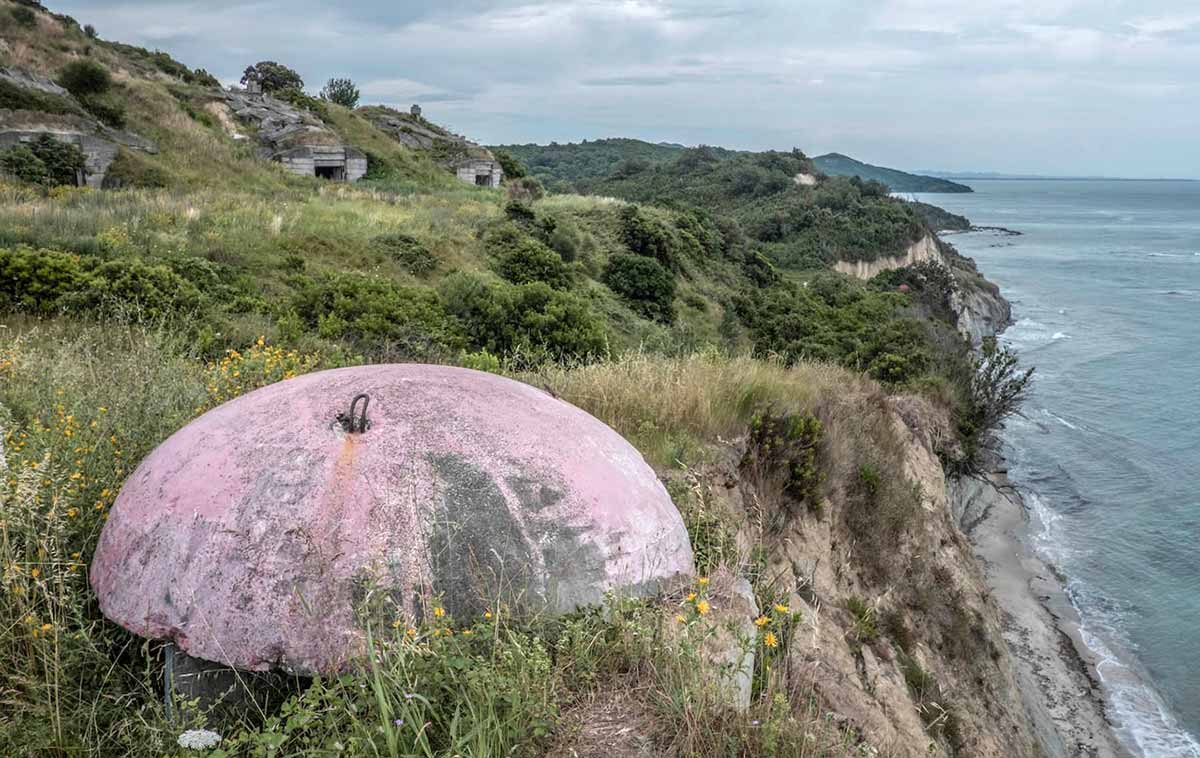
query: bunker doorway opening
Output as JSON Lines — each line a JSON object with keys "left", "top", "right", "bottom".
{"left": 316, "top": 165, "right": 345, "bottom": 181}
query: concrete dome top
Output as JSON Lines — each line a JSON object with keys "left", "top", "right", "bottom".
{"left": 90, "top": 365, "right": 692, "bottom": 674}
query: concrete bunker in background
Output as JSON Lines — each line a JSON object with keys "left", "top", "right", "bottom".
{"left": 90, "top": 364, "right": 694, "bottom": 680}
{"left": 274, "top": 144, "right": 367, "bottom": 182}
{"left": 456, "top": 155, "right": 503, "bottom": 188}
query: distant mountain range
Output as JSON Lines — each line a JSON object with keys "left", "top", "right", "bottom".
{"left": 919, "top": 170, "right": 1198, "bottom": 182}
{"left": 812, "top": 153, "right": 973, "bottom": 193}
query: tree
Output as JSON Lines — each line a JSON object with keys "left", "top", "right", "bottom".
{"left": 240, "top": 61, "right": 303, "bottom": 93}
{"left": 83, "top": 24, "right": 97, "bottom": 38}
{"left": 492, "top": 149, "right": 527, "bottom": 179}
{"left": 603, "top": 253, "right": 675, "bottom": 323}
{"left": 0, "top": 133, "right": 86, "bottom": 187}
{"left": 319, "top": 77, "right": 360, "bottom": 108}
{"left": 57, "top": 60, "right": 112, "bottom": 98}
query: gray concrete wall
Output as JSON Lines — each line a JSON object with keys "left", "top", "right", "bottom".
{"left": 456, "top": 159, "right": 503, "bottom": 188}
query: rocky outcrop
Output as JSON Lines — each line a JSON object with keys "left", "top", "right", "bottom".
{"left": 362, "top": 106, "right": 503, "bottom": 187}
{"left": 221, "top": 89, "right": 366, "bottom": 181}
{"left": 833, "top": 234, "right": 942, "bottom": 280}
{"left": 953, "top": 275, "right": 1012, "bottom": 346}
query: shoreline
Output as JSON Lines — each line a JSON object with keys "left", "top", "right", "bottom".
{"left": 955, "top": 457, "right": 1132, "bottom": 757}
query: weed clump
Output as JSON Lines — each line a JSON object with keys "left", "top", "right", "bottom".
{"left": 741, "top": 407, "right": 825, "bottom": 525}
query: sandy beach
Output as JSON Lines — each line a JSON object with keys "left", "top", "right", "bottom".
{"left": 955, "top": 467, "right": 1132, "bottom": 758}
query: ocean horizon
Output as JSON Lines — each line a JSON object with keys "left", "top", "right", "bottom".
{"left": 916, "top": 179, "right": 1200, "bottom": 758}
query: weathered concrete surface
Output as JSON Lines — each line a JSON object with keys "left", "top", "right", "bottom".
{"left": 91, "top": 365, "right": 693, "bottom": 675}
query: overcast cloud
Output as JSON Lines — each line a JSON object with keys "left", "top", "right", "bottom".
{"left": 51, "top": 0, "right": 1200, "bottom": 177}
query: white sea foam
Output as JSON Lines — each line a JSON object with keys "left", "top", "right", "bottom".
{"left": 1041, "top": 408, "right": 1079, "bottom": 430}
{"left": 1024, "top": 488, "right": 1200, "bottom": 758}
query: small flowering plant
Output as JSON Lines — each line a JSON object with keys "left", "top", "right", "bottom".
{"left": 177, "top": 728, "right": 222, "bottom": 750}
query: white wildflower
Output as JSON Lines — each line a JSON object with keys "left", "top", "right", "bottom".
{"left": 177, "top": 728, "right": 222, "bottom": 750}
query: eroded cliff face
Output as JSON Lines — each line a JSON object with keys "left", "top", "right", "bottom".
{"left": 952, "top": 275, "right": 1012, "bottom": 347}
{"left": 675, "top": 392, "right": 1042, "bottom": 757}
{"left": 833, "top": 234, "right": 942, "bottom": 280}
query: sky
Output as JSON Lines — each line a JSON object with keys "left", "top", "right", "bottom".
{"left": 51, "top": 0, "right": 1200, "bottom": 178}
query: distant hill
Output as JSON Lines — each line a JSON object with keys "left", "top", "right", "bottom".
{"left": 813, "top": 153, "right": 973, "bottom": 193}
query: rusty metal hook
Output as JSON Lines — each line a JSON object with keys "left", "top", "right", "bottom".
{"left": 341, "top": 393, "right": 370, "bottom": 433}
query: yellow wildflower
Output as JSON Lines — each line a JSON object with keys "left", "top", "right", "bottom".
{"left": 697, "top": 577, "right": 710, "bottom": 587}
{"left": 483, "top": 611, "right": 493, "bottom": 620}
{"left": 774, "top": 603, "right": 790, "bottom": 614}
{"left": 392, "top": 619, "right": 402, "bottom": 628}
{"left": 461, "top": 629, "right": 473, "bottom": 636}
{"left": 30, "top": 568, "right": 39, "bottom": 579}
{"left": 754, "top": 615, "right": 770, "bottom": 628}
{"left": 40, "top": 623, "right": 52, "bottom": 632}
{"left": 696, "top": 600, "right": 711, "bottom": 616}
{"left": 675, "top": 614, "right": 687, "bottom": 624}
{"left": 432, "top": 606, "right": 445, "bottom": 619}
{"left": 686, "top": 592, "right": 697, "bottom": 603}
{"left": 764, "top": 631, "right": 778, "bottom": 648}
{"left": 405, "top": 628, "right": 417, "bottom": 638}
{"left": 67, "top": 508, "right": 78, "bottom": 518}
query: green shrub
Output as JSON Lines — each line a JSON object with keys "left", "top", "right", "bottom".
{"left": 505, "top": 176, "right": 544, "bottom": 203}
{"left": 274, "top": 87, "right": 329, "bottom": 120}
{"left": 741, "top": 408, "right": 824, "bottom": 526}
{"left": 240, "top": 60, "right": 304, "bottom": 92}
{"left": 83, "top": 23, "right": 97, "bottom": 38}
{"left": 72, "top": 258, "right": 203, "bottom": 317}
{"left": 439, "top": 272, "right": 606, "bottom": 362}
{"left": 846, "top": 596, "right": 878, "bottom": 644}
{"left": 293, "top": 272, "right": 463, "bottom": 358}
{"left": 0, "top": 133, "right": 86, "bottom": 187}
{"left": 101, "top": 148, "right": 170, "bottom": 189}
{"left": 78, "top": 92, "right": 127, "bottom": 127}
{"left": 0, "top": 247, "right": 203, "bottom": 318}
{"left": 57, "top": 60, "right": 113, "bottom": 98}
{"left": 603, "top": 252, "right": 675, "bottom": 323}
{"left": 370, "top": 233, "right": 439, "bottom": 276}
{"left": 487, "top": 226, "right": 569, "bottom": 289}
{"left": 11, "top": 5, "right": 37, "bottom": 26}
{"left": 0, "top": 79, "right": 79, "bottom": 114}
{"left": 0, "top": 246, "right": 89, "bottom": 312}
{"left": 319, "top": 77, "right": 360, "bottom": 108}
{"left": 493, "top": 149, "right": 527, "bottom": 179}
{"left": 619, "top": 204, "right": 679, "bottom": 270}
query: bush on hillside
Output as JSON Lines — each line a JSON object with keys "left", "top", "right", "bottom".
{"left": 439, "top": 272, "right": 606, "bottom": 362}
{"left": 57, "top": 60, "right": 113, "bottom": 98}
{"left": 241, "top": 61, "right": 304, "bottom": 93}
{"left": 101, "top": 148, "right": 170, "bottom": 189}
{"left": 0, "top": 79, "right": 79, "bottom": 114}
{"left": 320, "top": 77, "right": 360, "bottom": 108}
{"left": 370, "top": 232, "right": 439, "bottom": 276}
{"left": 741, "top": 408, "right": 825, "bottom": 526}
{"left": 956, "top": 338, "right": 1034, "bottom": 459}
{"left": 493, "top": 149, "right": 527, "bottom": 179}
{"left": 603, "top": 253, "right": 675, "bottom": 323}
{"left": 293, "top": 272, "right": 463, "bottom": 358}
{"left": 83, "top": 23, "right": 97, "bottom": 38}
{"left": 0, "top": 247, "right": 203, "bottom": 317}
{"left": 506, "top": 176, "right": 545, "bottom": 203}
{"left": 487, "top": 226, "right": 570, "bottom": 289}
{"left": 619, "top": 204, "right": 680, "bottom": 270}
{"left": 0, "top": 133, "right": 86, "bottom": 187}
{"left": 11, "top": 5, "right": 37, "bottom": 26}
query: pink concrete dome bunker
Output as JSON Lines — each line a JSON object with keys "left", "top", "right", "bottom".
{"left": 90, "top": 364, "right": 694, "bottom": 674}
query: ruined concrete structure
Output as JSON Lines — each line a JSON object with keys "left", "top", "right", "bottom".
{"left": 0, "top": 67, "right": 158, "bottom": 188}
{"left": 363, "top": 105, "right": 503, "bottom": 188}
{"left": 91, "top": 364, "right": 692, "bottom": 676}
{"left": 455, "top": 156, "right": 503, "bottom": 188}
{"left": 222, "top": 87, "right": 366, "bottom": 182}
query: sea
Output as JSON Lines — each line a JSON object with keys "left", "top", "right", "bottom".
{"left": 912, "top": 180, "right": 1200, "bottom": 757}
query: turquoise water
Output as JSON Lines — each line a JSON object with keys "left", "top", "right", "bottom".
{"left": 914, "top": 180, "right": 1200, "bottom": 757}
